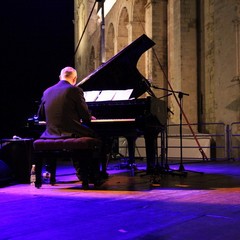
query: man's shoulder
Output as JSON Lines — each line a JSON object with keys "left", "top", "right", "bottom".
{"left": 45, "top": 81, "right": 70, "bottom": 91}
{"left": 44, "top": 81, "right": 82, "bottom": 95}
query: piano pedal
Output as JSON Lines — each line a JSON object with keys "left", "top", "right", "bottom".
{"left": 150, "top": 174, "right": 161, "bottom": 186}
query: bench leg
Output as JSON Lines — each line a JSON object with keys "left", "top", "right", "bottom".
{"left": 48, "top": 158, "right": 56, "bottom": 185}
{"left": 35, "top": 154, "right": 43, "bottom": 188}
{"left": 34, "top": 152, "right": 57, "bottom": 188}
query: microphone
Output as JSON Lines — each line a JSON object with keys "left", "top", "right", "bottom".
{"left": 167, "top": 108, "right": 174, "bottom": 115}
{"left": 142, "top": 78, "right": 156, "bottom": 97}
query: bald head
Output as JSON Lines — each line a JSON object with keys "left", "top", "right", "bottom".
{"left": 59, "top": 66, "right": 77, "bottom": 85}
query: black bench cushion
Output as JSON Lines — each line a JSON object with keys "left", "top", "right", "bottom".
{"left": 33, "top": 137, "right": 102, "bottom": 151}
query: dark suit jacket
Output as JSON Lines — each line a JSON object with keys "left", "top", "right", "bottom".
{"left": 38, "top": 80, "right": 96, "bottom": 138}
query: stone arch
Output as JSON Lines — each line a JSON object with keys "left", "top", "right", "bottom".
{"left": 118, "top": 7, "right": 129, "bottom": 51}
{"left": 106, "top": 23, "right": 115, "bottom": 60}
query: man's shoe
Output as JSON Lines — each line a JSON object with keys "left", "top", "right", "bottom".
{"left": 94, "top": 177, "right": 107, "bottom": 188}
{"left": 82, "top": 180, "right": 89, "bottom": 190}
{"left": 100, "top": 171, "right": 109, "bottom": 179}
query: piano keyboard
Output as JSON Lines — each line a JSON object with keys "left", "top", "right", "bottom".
{"left": 91, "top": 119, "right": 135, "bottom": 123}
{"left": 38, "top": 119, "right": 135, "bottom": 125}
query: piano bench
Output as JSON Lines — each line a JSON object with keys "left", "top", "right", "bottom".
{"left": 33, "top": 137, "right": 102, "bottom": 189}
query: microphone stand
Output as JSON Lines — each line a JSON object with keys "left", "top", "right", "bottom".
{"left": 157, "top": 92, "right": 172, "bottom": 173}
{"left": 175, "top": 91, "right": 203, "bottom": 175}
{"left": 151, "top": 85, "right": 203, "bottom": 176}
{"left": 150, "top": 85, "right": 186, "bottom": 177}
{"left": 139, "top": 80, "right": 178, "bottom": 180}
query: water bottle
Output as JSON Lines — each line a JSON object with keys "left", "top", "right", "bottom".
{"left": 30, "top": 164, "right": 36, "bottom": 185}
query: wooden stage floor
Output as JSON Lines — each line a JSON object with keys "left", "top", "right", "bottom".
{"left": 1, "top": 159, "right": 240, "bottom": 240}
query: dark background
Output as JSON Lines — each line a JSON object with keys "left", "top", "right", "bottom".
{"left": 0, "top": 1, "right": 74, "bottom": 138}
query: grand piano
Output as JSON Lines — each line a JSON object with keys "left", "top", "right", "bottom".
{"left": 77, "top": 34, "right": 167, "bottom": 173}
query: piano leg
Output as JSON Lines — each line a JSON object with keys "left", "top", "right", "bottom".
{"left": 100, "top": 137, "right": 111, "bottom": 176}
{"left": 126, "top": 136, "right": 137, "bottom": 165}
{"left": 126, "top": 136, "right": 137, "bottom": 176}
{"left": 144, "top": 132, "right": 159, "bottom": 174}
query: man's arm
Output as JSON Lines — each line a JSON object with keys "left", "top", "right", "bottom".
{"left": 74, "top": 87, "right": 92, "bottom": 123}
{"left": 37, "top": 98, "right": 46, "bottom": 121}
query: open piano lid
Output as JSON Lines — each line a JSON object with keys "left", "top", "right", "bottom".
{"left": 76, "top": 34, "right": 155, "bottom": 99}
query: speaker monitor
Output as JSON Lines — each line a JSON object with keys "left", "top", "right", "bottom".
{"left": 0, "top": 160, "right": 13, "bottom": 186}
{"left": 0, "top": 139, "right": 33, "bottom": 183}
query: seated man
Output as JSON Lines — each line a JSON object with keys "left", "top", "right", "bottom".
{"left": 37, "top": 66, "right": 105, "bottom": 187}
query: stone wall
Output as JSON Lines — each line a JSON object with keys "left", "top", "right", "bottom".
{"left": 203, "top": 0, "right": 240, "bottom": 126}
